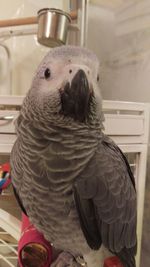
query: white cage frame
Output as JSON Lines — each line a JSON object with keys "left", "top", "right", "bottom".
{"left": 0, "top": 96, "right": 149, "bottom": 267}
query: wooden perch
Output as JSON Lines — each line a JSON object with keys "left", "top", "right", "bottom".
{"left": 0, "top": 10, "right": 77, "bottom": 28}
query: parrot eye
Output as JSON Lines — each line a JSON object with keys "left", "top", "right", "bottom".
{"left": 69, "top": 69, "right": 72, "bottom": 74}
{"left": 44, "top": 68, "right": 51, "bottom": 79}
{"left": 97, "top": 75, "right": 99, "bottom": 82}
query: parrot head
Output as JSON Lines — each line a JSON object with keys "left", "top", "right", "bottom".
{"left": 24, "top": 46, "right": 103, "bottom": 126}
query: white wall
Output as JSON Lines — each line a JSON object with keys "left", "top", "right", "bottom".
{"left": 87, "top": 4, "right": 150, "bottom": 103}
{"left": 87, "top": 4, "right": 115, "bottom": 61}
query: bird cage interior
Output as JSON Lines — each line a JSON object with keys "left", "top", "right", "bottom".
{"left": 0, "top": 1, "right": 150, "bottom": 267}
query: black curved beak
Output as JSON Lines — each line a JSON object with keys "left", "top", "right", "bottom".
{"left": 60, "top": 69, "right": 92, "bottom": 122}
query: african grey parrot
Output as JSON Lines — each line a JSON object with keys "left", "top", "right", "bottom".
{"left": 10, "top": 45, "right": 137, "bottom": 267}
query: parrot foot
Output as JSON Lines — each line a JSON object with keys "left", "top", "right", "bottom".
{"left": 51, "top": 252, "right": 84, "bottom": 267}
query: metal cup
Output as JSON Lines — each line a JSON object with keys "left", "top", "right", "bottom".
{"left": 37, "top": 8, "right": 71, "bottom": 47}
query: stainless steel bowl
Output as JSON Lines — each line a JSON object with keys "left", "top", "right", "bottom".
{"left": 37, "top": 8, "right": 71, "bottom": 47}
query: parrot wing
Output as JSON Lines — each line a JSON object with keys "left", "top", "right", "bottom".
{"left": 74, "top": 135, "right": 137, "bottom": 267}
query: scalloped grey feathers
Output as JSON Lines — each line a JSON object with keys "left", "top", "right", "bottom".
{"left": 10, "top": 46, "right": 137, "bottom": 267}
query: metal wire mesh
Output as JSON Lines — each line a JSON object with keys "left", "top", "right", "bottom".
{"left": 0, "top": 227, "right": 18, "bottom": 267}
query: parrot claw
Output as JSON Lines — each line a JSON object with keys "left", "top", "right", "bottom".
{"left": 51, "top": 252, "right": 84, "bottom": 267}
